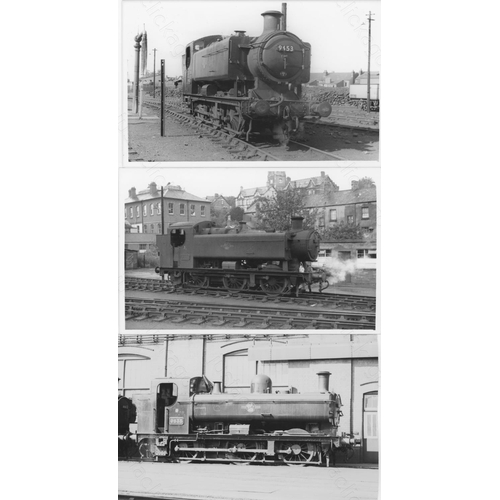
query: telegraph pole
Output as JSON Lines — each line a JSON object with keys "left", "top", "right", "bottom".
{"left": 160, "top": 59, "right": 165, "bottom": 136}
{"left": 366, "top": 11, "right": 375, "bottom": 113}
{"left": 152, "top": 48, "right": 157, "bottom": 96}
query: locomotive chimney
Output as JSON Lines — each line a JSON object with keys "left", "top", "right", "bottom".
{"left": 261, "top": 10, "right": 283, "bottom": 34}
{"left": 317, "top": 371, "right": 331, "bottom": 393}
{"left": 234, "top": 30, "right": 246, "bottom": 37}
{"left": 291, "top": 216, "right": 304, "bottom": 231}
{"left": 212, "top": 381, "right": 222, "bottom": 394}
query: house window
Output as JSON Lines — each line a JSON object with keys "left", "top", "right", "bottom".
{"left": 329, "top": 209, "right": 337, "bottom": 222}
{"left": 180, "top": 204, "right": 185, "bottom": 215}
{"left": 190, "top": 204, "right": 195, "bottom": 216}
{"left": 319, "top": 217, "right": 325, "bottom": 227}
{"left": 136, "top": 206, "right": 140, "bottom": 218}
{"left": 124, "top": 208, "right": 127, "bottom": 219}
{"left": 357, "top": 249, "right": 377, "bottom": 259}
{"left": 168, "top": 203, "right": 174, "bottom": 215}
{"left": 347, "top": 215, "right": 354, "bottom": 223}
{"left": 129, "top": 208, "right": 133, "bottom": 218}
{"left": 362, "top": 207, "right": 369, "bottom": 219}
{"left": 157, "top": 202, "right": 161, "bottom": 215}
{"left": 150, "top": 203, "right": 154, "bottom": 216}
{"left": 139, "top": 244, "right": 147, "bottom": 250}
{"left": 158, "top": 223, "right": 162, "bottom": 233}
{"left": 201, "top": 205, "right": 205, "bottom": 217}
{"left": 143, "top": 205, "right": 147, "bottom": 217}
{"left": 144, "top": 224, "right": 148, "bottom": 233}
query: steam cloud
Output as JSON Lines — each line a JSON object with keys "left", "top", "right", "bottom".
{"left": 321, "top": 258, "right": 358, "bottom": 284}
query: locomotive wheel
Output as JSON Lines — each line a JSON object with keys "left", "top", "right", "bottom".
{"left": 176, "top": 442, "right": 199, "bottom": 464}
{"left": 259, "top": 275, "right": 290, "bottom": 296}
{"left": 222, "top": 274, "right": 248, "bottom": 292}
{"left": 278, "top": 442, "right": 318, "bottom": 466}
{"left": 184, "top": 272, "right": 209, "bottom": 290}
{"left": 225, "top": 442, "right": 263, "bottom": 465}
{"left": 138, "top": 438, "right": 155, "bottom": 460}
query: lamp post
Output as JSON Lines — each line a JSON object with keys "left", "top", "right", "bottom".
{"left": 133, "top": 33, "right": 143, "bottom": 114}
{"left": 366, "top": 11, "right": 375, "bottom": 113}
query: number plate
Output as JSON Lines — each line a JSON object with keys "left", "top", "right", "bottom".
{"left": 277, "top": 45, "right": 294, "bottom": 52}
{"left": 169, "top": 417, "right": 184, "bottom": 426}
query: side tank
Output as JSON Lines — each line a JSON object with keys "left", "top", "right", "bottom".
{"left": 191, "top": 372, "right": 341, "bottom": 431}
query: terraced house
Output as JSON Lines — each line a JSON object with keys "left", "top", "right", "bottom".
{"left": 124, "top": 182, "right": 208, "bottom": 251}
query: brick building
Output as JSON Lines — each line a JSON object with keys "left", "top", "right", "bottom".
{"left": 236, "top": 171, "right": 337, "bottom": 217}
{"left": 124, "top": 182, "right": 208, "bottom": 251}
{"left": 205, "top": 193, "right": 232, "bottom": 211}
{"left": 118, "top": 334, "right": 379, "bottom": 464}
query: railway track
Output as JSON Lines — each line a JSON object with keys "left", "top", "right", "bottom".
{"left": 119, "top": 494, "right": 190, "bottom": 500}
{"left": 124, "top": 296, "right": 375, "bottom": 330}
{"left": 142, "top": 98, "right": 354, "bottom": 161}
{"left": 124, "top": 277, "right": 376, "bottom": 311}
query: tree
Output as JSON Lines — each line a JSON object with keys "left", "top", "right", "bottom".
{"left": 352, "top": 177, "right": 376, "bottom": 190}
{"left": 229, "top": 206, "right": 244, "bottom": 222}
{"left": 210, "top": 205, "right": 229, "bottom": 227}
{"left": 256, "top": 189, "right": 317, "bottom": 231}
{"left": 321, "top": 222, "right": 364, "bottom": 241}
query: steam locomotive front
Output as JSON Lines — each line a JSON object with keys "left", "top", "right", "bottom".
{"left": 288, "top": 216, "right": 321, "bottom": 262}
{"left": 246, "top": 10, "right": 332, "bottom": 139}
{"left": 247, "top": 11, "right": 311, "bottom": 87}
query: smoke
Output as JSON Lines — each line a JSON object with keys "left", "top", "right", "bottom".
{"left": 321, "top": 258, "right": 358, "bottom": 284}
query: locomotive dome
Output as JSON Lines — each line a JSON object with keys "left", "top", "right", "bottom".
{"left": 250, "top": 374, "right": 272, "bottom": 393}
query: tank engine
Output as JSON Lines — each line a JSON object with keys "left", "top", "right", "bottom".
{"left": 134, "top": 372, "right": 357, "bottom": 466}
{"left": 155, "top": 216, "right": 328, "bottom": 296}
{"left": 182, "top": 9, "right": 332, "bottom": 146}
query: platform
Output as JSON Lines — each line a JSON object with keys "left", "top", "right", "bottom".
{"left": 118, "top": 461, "right": 379, "bottom": 500}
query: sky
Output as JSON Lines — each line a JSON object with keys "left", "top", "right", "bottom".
{"left": 120, "top": 166, "right": 381, "bottom": 201}
{"left": 122, "top": 0, "right": 381, "bottom": 80}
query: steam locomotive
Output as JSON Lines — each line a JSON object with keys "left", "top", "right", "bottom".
{"left": 182, "top": 9, "right": 332, "bottom": 146}
{"left": 154, "top": 216, "right": 329, "bottom": 296}
{"left": 127, "top": 371, "right": 357, "bottom": 466}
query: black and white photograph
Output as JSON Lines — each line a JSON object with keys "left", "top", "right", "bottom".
{"left": 120, "top": 166, "right": 379, "bottom": 331}
{"left": 121, "top": 0, "right": 380, "bottom": 162}
{"left": 118, "top": 333, "right": 379, "bottom": 499}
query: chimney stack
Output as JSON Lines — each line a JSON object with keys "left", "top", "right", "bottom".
{"left": 128, "top": 187, "right": 137, "bottom": 199}
{"left": 291, "top": 216, "right": 304, "bottom": 231}
{"left": 317, "top": 371, "right": 331, "bottom": 393}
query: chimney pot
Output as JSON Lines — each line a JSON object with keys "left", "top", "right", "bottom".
{"left": 317, "top": 371, "right": 331, "bottom": 393}
{"left": 261, "top": 10, "right": 283, "bottom": 34}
